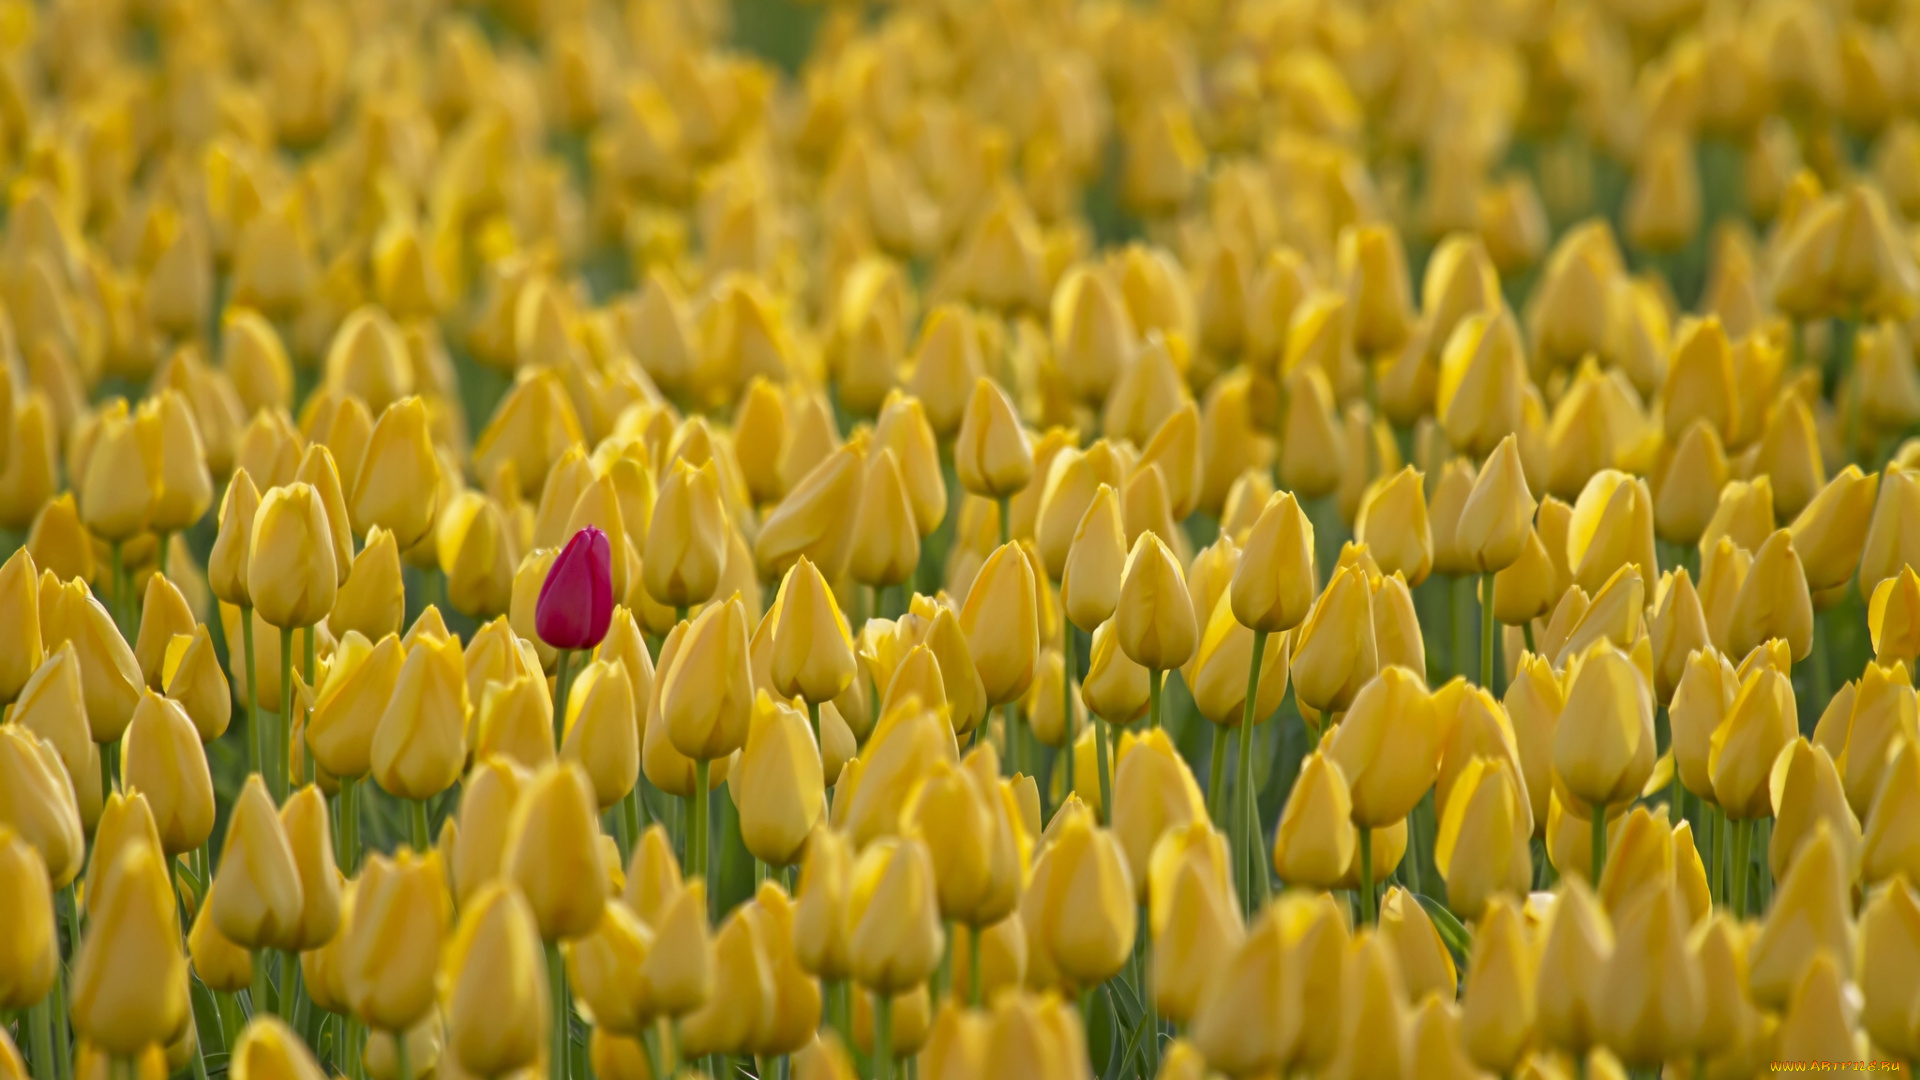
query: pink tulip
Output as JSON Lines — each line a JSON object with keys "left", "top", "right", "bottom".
{"left": 536, "top": 526, "right": 614, "bottom": 650}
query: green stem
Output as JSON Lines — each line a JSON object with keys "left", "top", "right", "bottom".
{"left": 100, "top": 740, "right": 115, "bottom": 799}
{"left": 1591, "top": 803, "right": 1608, "bottom": 885}
{"left": 873, "top": 991, "right": 895, "bottom": 1080}
{"left": 1237, "top": 629, "right": 1268, "bottom": 918}
{"left": 27, "top": 993, "right": 53, "bottom": 1080}
{"left": 396, "top": 1022, "right": 413, "bottom": 1080}
{"left": 1359, "top": 826, "right": 1375, "bottom": 925}
{"left": 109, "top": 540, "right": 125, "bottom": 636}
{"left": 251, "top": 951, "right": 272, "bottom": 1018}
{"left": 242, "top": 606, "right": 260, "bottom": 782}
{"left": 546, "top": 943, "right": 568, "bottom": 1080}
{"left": 409, "top": 800, "right": 430, "bottom": 853}
{"left": 1148, "top": 668, "right": 1164, "bottom": 729}
{"left": 968, "top": 926, "right": 982, "bottom": 1007}
{"left": 1062, "top": 623, "right": 1076, "bottom": 803}
{"left": 1522, "top": 620, "right": 1536, "bottom": 656}
{"left": 1207, "top": 725, "right": 1228, "bottom": 826}
{"left": 276, "top": 949, "right": 299, "bottom": 1020}
{"left": 279, "top": 626, "right": 294, "bottom": 802}
{"left": 1731, "top": 817, "right": 1752, "bottom": 919}
{"left": 621, "top": 789, "right": 644, "bottom": 859}
{"left": 1480, "top": 572, "right": 1496, "bottom": 691}
{"left": 807, "top": 699, "right": 821, "bottom": 757}
{"left": 691, "top": 758, "right": 710, "bottom": 902}
{"left": 997, "top": 496, "right": 1010, "bottom": 548}
{"left": 550, "top": 648, "right": 575, "bottom": 751}
{"left": 303, "top": 630, "right": 317, "bottom": 785}
{"left": 1094, "top": 715, "right": 1113, "bottom": 825}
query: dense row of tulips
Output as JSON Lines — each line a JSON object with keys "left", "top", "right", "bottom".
{"left": 7, "top": 0, "right": 1920, "bottom": 1078}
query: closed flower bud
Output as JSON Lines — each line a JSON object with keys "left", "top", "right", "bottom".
{"left": 1710, "top": 664, "right": 1798, "bottom": 820}
{"left": 349, "top": 398, "right": 439, "bottom": 548}
{"left": 955, "top": 378, "right": 1034, "bottom": 499}
{"left": 1668, "top": 648, "right": 1738, "bottom": 802}
{"left": 1188, "top": 901, "right": 1286, "bottom": 1075}
{"left": 1060, "top": 483, "right": 1126, "bottom": 633}
{"left": 1536, "top": 880, "right": 1613, "bottom": 1057}
{"left": 1871, "top": 566, "right": 1920, "bottom": 667}
{"left": 210, "top": 775, "right": 304, "bottom": 951}
{"left": 71, "top": 844, "right": 187, "bottom": 1055}
{"left": 0, "top": 726, "right": 84, "bottom": 887}
{"left": 1654, "top": 421, "right": 1730, "bottom": 548}
{"left": 308, "top": 632, "right": 403, "bottom": 780}
{"left": 1864, "top": 739, "right": 1920, "bottom": 886}
{"left": 0, "top": 825, "right": 55, "bottom": 1010}
{"left": 120, "top": 691, "right": 214, "bottom": 857}
{"left": 847, "top": 836, "right": 944, "bottom": 993}
{"left": 1567, "top": 470, "right": 1658, "bottom": 598}
{"left": 1438, "top": 308, "right": 1529, "bottom": 460}
{"left": 1355, "top": 466, "right": 1433, "bottom": 586}
{"left": 1114, "top": 533, "right": 1197, "bottom": 672}
{"left": 436, "top": 492, "right": 516, "bottom": 619}
{"left": 960, "top": 543, "right": 1041, "bottom": 705}
{"left": 1859, "top": 874, "right": 1920, "bottom": 1060}
{"left": 0, "top": 549, "right": 40, "bottom": 703}
{"left": 1594, "top": 881, "right": 1704, "bottom": 1067}
{"left": 757, "top": 442, "right": 866, "bottom": 582}
{"left": 443, "top": 882, "right": 547, "bottom": 1076}
{"left": 133, "top": 574, "right": 193, "bottom": 692}
{"left": 1327, "top": 666, "right": 1443, "bottom": 827}
{"left": 1289, "top": 563, "right": 1379, "bottom": 715}
{"left": 1229, "top": 491, "right": 1316, "bottom": 633}
{"left": 733, "top": 693, "right": 824, "bottom": 867}
{"left": 772, "top": 557, "right": 856, "bottom": 704}
{"left": 504, "top": 762, "right": 607, "bottom": 941}
{"left": 1110, "top": 728, "right": 1206, "bottom": 901}
{"left": 328, "top": 526, "right": 403, "bottom": 642}
{"left": 248, "top": 482, "right": 339, "bottom": 629}
{"left": 643, "top": 459, "right": 727, "bottom": 609}
{"left": 1081, "top": 618, "right": 1149, "bottom": 726}
{"left": 560, "top": 659, "right": 639, "bottom": 810}
{"left": 78, "top": 405, "right": 161, "bottom": 542}
{"left": 1458, "top": 435, "right": 1536, "bottom": 574}
{"left": 1272, "top": 751, "right": 1358, "bottom": 889}
{"left": 662, "top": 594, "right": 753, "bottom": 760}
{"left": 1788, "top": 465, "right": 1879, "bottom": 592}
{"left": 48, "top": 580, "right": 143, "bottom": 744}
{"left": 1436, "top": 756, "right": 1532, "bottom": 919}
{"left": 1861, "top": 465, "right": 1920, "bottom": 598}
{"left": 189, "top": 896, "right": 253, "bottom": 995}
{"left": 1769, "top": 739, "right": 1859, "bottom": 881}
{"left": 1459, "top": 898, "right": 1536, "bottom": 1074}
{"left": 848, "top": 450, "right": 920, "bottom": 588}
{"left": 1021, "top": 799, "right": 1136, "bottom": 983}
{"left": 344, "top": 848, "right": 451, "bottom": 1032}
{"left": 15, "top": 644, "right": 90, "bottom": 794}
{"left": 1553, "top": 644, "right": 1656, "bottom": 810}
{"left": 1747, "top": 822, "right": 1855, "bottom": 1009}
{"left": 370, "top": 635, "right": 469, "bottom": 801}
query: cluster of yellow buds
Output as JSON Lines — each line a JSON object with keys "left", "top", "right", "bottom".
{"left": 9, "top": 0, "right": 1920, "bottom": 1078}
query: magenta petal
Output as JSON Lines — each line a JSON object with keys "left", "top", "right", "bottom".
{"left": 536, "top": 526, "right": 614, "bottom": 650}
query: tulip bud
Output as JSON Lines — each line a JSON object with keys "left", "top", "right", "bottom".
{"left": 1188, "top": 902, "right": 1285, "bottom": 1075}
{"left": 771, "top": 557, "right": 856, "bottom": 705}
{"left": 1271, "top": 752, "right": 1358, "bottom": 889}
{"left": 1228, "top": 491, "right": 1316, "bottom": 634}
{"left": 1326, "top": 666, "right": 1442, "bottom": 827}
{"left": 846, "top": 836, "right": 943, "bottom": 994}
{"left": 1438, "top": 308, "right": 1529, "bottom": 459}
{"left": 45, "top": 579, "right": 144, "bottom": 744}
{"left": 1457, "top": 436, "right": 1536, "bottom": 575}
{"left": 559, "top": 658, "right": 639, "bottom": 809}
{"left": 1769, "top": 738, "right": 1860, "bottom": 882}
{"left": 190, "top": 896, "right": 253, "bottom": 995}
{"left": 757, "top": 442, "right": 866, "bottom": 582}
{"left": 276, "top": 786, "right": 340, "bottom": 951}
{"left": 1747, "top": 823, "right": 1855, "bottom": 1009}
{"left": 209, "top": 775, "right": 304, "bottom": 951}
{"left": 307, "top": 632, "right": 403, "bottom": 780}
{"left": 133, "top": 573, "right": 193, "bottom": 692}
{"left": 1151, "top": 856, "right": 1242, "bottom": 1026}
{"left": 1189, "top": 591, "right": 1289, "bottom": 725}
{"left": 1355, "top": 466, "right": 1434, "bottom": 587}
{"left": 71, "top": 843, "right": 188, "bottom": 1054}
{"left": 120, "top": 691, "right": 214, "bottom": 857}
{"left": 1080, "top": 618, "right": 1149, "bottom": 726}
{"left": 326, "top": 526, "right": 403, "bottom": 642}
{"left": 1535, "top": 880, "right": 1612, "bottom": 1057}
{"left": 442, "top": 882, "right": 548, "bottom": 1076}
{"left": 247, "top": 482, "right": 339, "bottom": 630}
{"left": 662, "top": 595, "right": 753, "bottom": 760}
{"left": 0, "top": 825, "right": 55, "bottom": 1010}
{"left": 1435, "top": 756, "right": 1531, "bottom": 919}
{"left": 1060, "top": 484, "right": 1126, "bottom": 633}
{"left": 536, "top": 525, "right": 614, "bottom": 652}
{"left": 0, "top": 725, "right": 84, "bottom": 888}
{"left": 15, "top": 643, "right": 90, "bottom": 793}
{"left": 849, "top": 450, "right": 921, "bottom": 588}
{"left": 1593, "top": 880, "right": 1704, "bottom": 1068}
{"left": 1019, "top": 808, "right": 1134, "bottom": 988}
{"left": 370, "top": 634, "right": 469, "bottom": 801}
{"left": 504, "top": 762, "right": 607, "bottom": 942}
{"left": 1459, "top": 897, "right": 1536, "bottom": 1074}
{"left": 1870, "top": 566, "right": 1920, "bottom": 667}
{"left": 954, "top": 378, "right": 1034, "bottom": 499}
{"left": 1377, "top": 885, "right": 1458, "bottom": 1004}
{"left": 1859, "top": 874, "right": 1920, "bottom": 1060}
{"left": 349, "top": 397, "right": 439, "bottom": 548}
{"left": 343, "top": 848, "right": 451, "bottom": 1032}
{"left": 1553, "top": 644, "right": 1657, "bottom": 812}
{"left": 1114, "top": 533, "right": 1197, "bottom": 674}
{"left": 959, "top": 543, "right": 1041, "bottom": 705}
{"left": 733, "top": 693, "right": 824, "bottom": 867}
{"left": 1710, "top": 664, "right": 1797, "bottom": 820}
{"left": 1289, "top": 563, "right": 1379, "bottom": 715}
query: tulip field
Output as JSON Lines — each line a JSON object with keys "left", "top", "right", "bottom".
{"left": 10, "top": 0, "right": 1920, "bottom": 1078}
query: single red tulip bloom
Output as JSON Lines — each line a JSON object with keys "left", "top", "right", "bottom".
{"left": 536, "top": 526, "right": 614, "bottom": 650}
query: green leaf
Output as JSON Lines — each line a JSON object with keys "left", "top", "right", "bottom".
{"left": 1413, "top": 892, "right": 1474, "bottom": 969}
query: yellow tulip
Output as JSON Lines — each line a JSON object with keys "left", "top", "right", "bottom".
{"left": 1535, "top": 879, "right": 1613, "bottom": 1057}
{"left": 1859, "top": 875, "right": 1920, "bottom": 1061}
{"left": 1151, "top": 856, "right": 1242, "bottom": 1025}
{"left": 847, "top": 836, "right": 944, "bottom": 993}
{"left": 1864, "top": 739, "right": 1920, "bottom": 886}
{"left": 331, "top": 526, "right": 404, "bottom": 642}
{"left": 757, "top": 441, "right": 866, "bottom": 582}
{"left": 643, "top": 459, "right": 728, "bottom": 610}
{"left": 349, "top": 397, "right": 440, "bottom": 548}
{"left": 1188, "top": 590, "right": 1289, "bottom": 725}
{"left": 1059, "top": 483, "right": 1126, "bottom": 633}
{"left": 567, "top": 896, "right": 653, "bottom": 1035}
{"left": 71, "top": 843, "right": 188, "bottom": 1055}
{"left": 1708, "top": 664, "right": 1797, "bottom": 820}
{"left": 743, "top": 881, "right": 823, "bottom": 1057}
{"left": 1354, "top": 466, "right": 1433, "bottom": 586}
{"left": 370, "top": 634, "right": 469, "bottom": 801}
{"left": 189, "top": 898, "right": 253, "bottom": 995}
{"left": 1327, "top": 666, "right": 1442, "bottom": 827}
{"left": 14, "top": 643, "right": 90, "bottom": 795}
{"left": 209, "top": 775, "right": 304, "bottom": 951}
{"left": 959, "top": 543, "right": 1041, "bottom": 705}
{"left": 0, "top": 727, "right": 82, "bottom": 893}
{"left": 1459, "top": 898, "right": 1536, "bottom": 1074}
{"left": 1870, "top": 565, "right": 1920, "bottom": 667}
{"left": 733, "top": 692, "right": 824, "bottom": 867}
{"left": 119, "top": 691, "right": 214, "bottom": 857}
{"left": 1019, "top": 806, "right": 1134, "bottom": 989}
{"left": 1435, "top": 756, "right": 1532, "bottom": 919}
{"left": 504, "top": 762, "right": 608, "bottom": 942}
{"left": 1593, "top": 880, "right": 1703, "bottom": 1068}
{"left": 1746, "top": 822, "right": 1856, "bottom": 1009}
{"left": 77, "top": 404, "right": 161, "bottom": 542}
{"left": 954, "top": 378, "right": 1034, "bottom": 499}
{"left": 848, "top": 450, "right": 921, "bottom": 588}
{"left": 1271, "top": 751, "right": 1358, "bottom": 890}
{"left": 661, "top": 594, "right": 753, "bottom": 760}
{"left": 47, "top": 579, "right": 144, "bottom": 744}
{"left": 1653, "top": 421, "right": 1729, "bottom": 548}
{"left": 308, "top": 632, "right": 404, "bottom": 780}
{"left": 133, "top": 573, "right": 193, "bottom": 692}
{"left": 1289, "top": 563, "right": 1379, "bottom": 715}
{"left": 247, "top": 482, "right": 339, "bottom": 629}
{"left": 1787, "top": 465, "right": 1878, "bottom": 591}
{"left": 436, "top": 491, "right": 517, "bottom": 618}
{"left": 1437, "top": 307, "right": 1529, "bottom": 459}
{"left": 1229, "top": 491, "right": 1316, "bottom": 634}
{"left": 1187, "top": 901, "right": 1285, "bottom": 1075}
{"left": 560, "top": 658, "right": 639, "bottom": 810}
{"left": 343, "top": 848, "right": 451, "bottom": 1032}
{"left": 1080, "top": 618, "right": 1149, "bottom": 726}
{"left": 0, "top": 825, "right": 54, "bottom": 1011}
{"left": 278, "top": 786, "right": 340, "bottom": 951}
{"left": 1457, "top": 435, "right": 1537, "bottom": 574}
{"left": 1566, "top": 470, "right": 1658, "bottom": 598}
{"left": 1322, "top": 932, "right": 1412, "bottom": 1080}
{"left": 442, "top": 882, "right": 547, "bottom": 1077}
{"left": 1553, "top": 644, "right": 1657, "bottom": 811}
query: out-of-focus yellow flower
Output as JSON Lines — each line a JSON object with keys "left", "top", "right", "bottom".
{"left": 71, "top": 843, "right": 187, "bottom": 1055}
{"left": 209, "top": 775, "right": 303, "bottom": 951}
{"left": 1747, "top": 822, "right": 1855, "bottom": 1009}
{"left": 1553, "top": 644, "right": 1657, "bottom": 812}
{"left": 1327, "top": 665, "right": 1442, "bottom": 827}
{"left": 349, "top": 397, "right": 440, "bottom": 549}
{"left": 370, "top": 634, "right": 469, "bottom": 801}
{"left": 119, "top": 691, "right": 213, "bottom": 857}
{"left": 1271, "top": 751, "right": 1358, "bottom": 890}
{"left": 662, "top": 594, "right": 753, "bottom": 760}
{"left": 1710, "top": 663, "right": 1798, "bottom": 820}
{"left": 0, "top": 824, "right": 55, "bottom": 1011}
{"left": 1289, "top": 563, "right": 1379, "bottom": 716}
{"left": 1438, "top": 307, "right": 1529, "bottom": 459}
{"left": 1020, "top": 805, "right": 1135, "bottom": 989}
{"left": 248, "top": 482, "right": 338, "bottom": 629}
{"left": 1870, "top": 566, "right": 1920, "bottom": 667}
{"left": 960, "top": 543, "right": 1041, "bottom": 705}
{"left": 847, "top": 836, "right": 943, "bottom": 993}
{"left": 757, "top": 441, "right": 866, "bottom": 582}
{"left": 343, "top": 847, "right": 451, "bottom": 1033}
{"left": 504, "top": 762, "right": 607, "bottom": 943}
{"left": 733, "top": 692, "right": 824, "bottom": 867}
{"left": 1436, "top": 755, "right": 1532, "bottom": 920}
{"left": 1567, "top": 470, "right": 1658, "bottom": 598}
{"left": 560, "top": 658, "right": 638, "bottom": 810}
{"left": 954, "top": 378, "right": 1034, "bottom": 499}
{"left": 1354, "top": 466, "right": 1433, "bottom": 587}
{"left": 442, "top": 882, "right": 547, "bottom": 1077}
